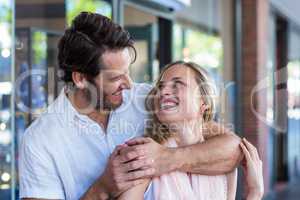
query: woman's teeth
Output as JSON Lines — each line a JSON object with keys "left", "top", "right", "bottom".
{"left": 160, "top": 102, "right": 178, "bottom": 110}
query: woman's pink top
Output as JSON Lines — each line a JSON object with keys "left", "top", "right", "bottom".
{"left": 152, "top": 139, "right": 227, "bottom": 200}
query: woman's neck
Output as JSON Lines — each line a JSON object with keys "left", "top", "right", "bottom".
{"left": 169, "top": 119, "right": 204, "bottom": 146}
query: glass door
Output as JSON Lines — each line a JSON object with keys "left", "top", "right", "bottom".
{"left": 123, "top": 4, "right": 159, "bottom": 83}
{"left": 125, "top": 24, "right": 157, "bottom": 83}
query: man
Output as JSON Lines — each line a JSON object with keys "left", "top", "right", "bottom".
{"left": 19, "top": 12, "right": 242, "bottom": 200}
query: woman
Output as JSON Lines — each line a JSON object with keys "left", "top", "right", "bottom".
{"left": 119, "top": 61, "right": 264, "bottom": 200}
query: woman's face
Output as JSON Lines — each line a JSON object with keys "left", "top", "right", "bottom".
{"left": 154, "top": 64, "right": 203, "bottom": 124}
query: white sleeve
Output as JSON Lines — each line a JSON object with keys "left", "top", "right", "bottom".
{"left": 19, "top": 129, "right": 65, "bottom": 199}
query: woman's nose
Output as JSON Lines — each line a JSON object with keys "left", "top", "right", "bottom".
{"left": 161, "top": 83, "right": 173, "bottom": 96}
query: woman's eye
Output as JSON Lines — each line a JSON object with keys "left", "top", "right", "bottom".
{"left": 158, "top": 83, "right": 164, "bottom": 89}
{"left": 174, "top": 81, "right": 184, "bottom": 87}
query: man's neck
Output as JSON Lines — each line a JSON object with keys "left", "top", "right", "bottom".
{"left": 66, "top": 89, "right": 110, "bottom": 131}
{"left": 87, "top": 110, "right": 110, "bottom": 131}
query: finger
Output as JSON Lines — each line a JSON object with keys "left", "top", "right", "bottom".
{"left": 119, "top": 147, "right": 146, "bottom": 163}
{"left": 122, "top": 158, "right": 153, "bottom": 172}
{"left": 111, "top": 145, "right": 125, "bottom": 157}
{"left": 240, "top": 142, "right": 252, "bottom": 164}
{"left": 124, "top": 168, "right": 155, "bottom": 181}
{"left": 125, "top": 137, "right": 152, "bottom": 146}
{"left": 243, "top": 138, "right": 259, "bottom": 160}
{"left": 243, "top": 138, "right": 257, "bottom": 153}
{"left": 122, "top": 178, "right": 149, "bottom": 189}
{"left": 120, "top": 145, "right": 146, "bottom": 156}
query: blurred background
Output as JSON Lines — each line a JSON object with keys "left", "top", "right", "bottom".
{"left": 0, "top": 0, "right": 299, "bottom": 199}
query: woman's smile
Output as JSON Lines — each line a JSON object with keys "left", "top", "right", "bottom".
{"left": 159, "top": 97, "right": 179, "bottom": 111}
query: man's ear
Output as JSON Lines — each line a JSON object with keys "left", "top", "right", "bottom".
{"left": 72, "top": 71, "right": 88, "bottom": 89}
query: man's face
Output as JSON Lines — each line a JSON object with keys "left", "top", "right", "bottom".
{"left": 91, "top": 48, "right": 133, "bottom": 111}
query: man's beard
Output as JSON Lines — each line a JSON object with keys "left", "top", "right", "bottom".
{"left": 83, "top": 86, "right": 122, "bottom": 112}
{"left": 95, "top": 91, "right": 121, "bottom": 111}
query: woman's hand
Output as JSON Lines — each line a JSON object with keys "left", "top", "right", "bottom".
{"left": 240, "top": 138, "right": 264, "bottom": 200}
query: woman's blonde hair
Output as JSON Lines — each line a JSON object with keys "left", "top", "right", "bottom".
{"left": 144, "top": 61, "right": 216, "bottom": 143}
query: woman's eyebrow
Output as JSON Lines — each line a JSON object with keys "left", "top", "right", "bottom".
{"left": 172, "top": 77, "right": 182, "bottom": 81}
{"left": 159, "top": 77, "right": 182, "bottom": 83}
{"left": 158, "top": 80, "right": 164, "bottom": 85}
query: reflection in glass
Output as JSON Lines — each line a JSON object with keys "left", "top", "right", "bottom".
{"left": 66, "top": 0, "right": 112, "bottom": 25}
{"left": 266, "top": 14, "right": 275, "bottom": 124}
{"left": 31, "top": 31, "right": 47, "bottom": 113}
{"left": 130, "top": 41, "right": 151, "bottom": 83}
{"left": 172, "top": 23, "right": 223, "bottom": 71}
{"left": 287, "top": 61, "right": 300, "bottom": 119}
{"left": 287, "top": 30, "right": 300, "bottom": 181}
{"left": 0, "top": 0, "right": 13, "bottom": 199}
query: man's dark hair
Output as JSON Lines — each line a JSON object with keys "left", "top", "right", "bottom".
{"left": 58, "top": 11, "right": 136, "bottom": 83}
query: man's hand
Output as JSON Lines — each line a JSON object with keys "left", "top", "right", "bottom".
{"left": 124, "top": 137, "right": 177, "bottom": 176}
{"left": 97, "top": 144, "right": 151, "bottom": 198}
{"left": 80, "top": 144, "right": 153, "bottom": 200}
{"left": 126, "top": 133, "right": 242, "bottom": 176}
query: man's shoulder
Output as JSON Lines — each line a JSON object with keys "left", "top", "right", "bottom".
{"left": 22, "top": 110, "right": 65, "bottom": 147}
{"left": 131, "top": 82, "right": 153, "bottom": 96}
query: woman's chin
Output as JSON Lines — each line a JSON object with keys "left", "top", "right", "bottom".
{"left": 157, "top": 113, "right": 182, "bottom": 125}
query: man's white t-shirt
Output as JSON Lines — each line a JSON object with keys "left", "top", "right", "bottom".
{"left": 19, "top": 83, "right": 154, "bottom": 199}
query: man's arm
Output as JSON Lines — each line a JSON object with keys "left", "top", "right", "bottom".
{"left": 124, "top": 121, "right": 243, "bottom": 176}
{"left": 22, "top": 144, "right": 154, "bottom": 200}
{"left": 175, "top": 133, "right": 242, "bottom": 175}
{"left": 176, "top": 121, "right": 243, "bottom": 174}
{"left": 79, "top": 145, "right": 152, "bottom": 200}
{"left": 203, "top": 121, "right": 235, "bottom": 139}
{"left": 79, "top": 122, "right": 243, "bottom": 200}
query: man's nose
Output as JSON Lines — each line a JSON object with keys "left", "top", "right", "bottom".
{"left": 121, "top": 74, "right": 132, "bottom": 90}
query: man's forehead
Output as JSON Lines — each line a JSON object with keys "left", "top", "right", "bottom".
{"left": 101, "top": 68, "right": 128, "bottom": 75}
{"left": 102, "top": 48, "right": 131, "bottom": 69}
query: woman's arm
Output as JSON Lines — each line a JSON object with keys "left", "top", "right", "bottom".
{"left": 226, "top": 169, "right": 238, "bottom": 200}
{"left": 117, "top": 179, "right": 150, "bottom": 200}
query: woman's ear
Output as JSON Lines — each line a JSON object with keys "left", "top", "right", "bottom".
{"left": 72, "top": 71, "right": 88, "bottom": 89}
{"left": 200, "top": 103, "right": 209, "bottom": 115}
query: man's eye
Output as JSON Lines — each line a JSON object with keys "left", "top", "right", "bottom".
{"left": 111, "top": 76, "right": 122, "bottom": 81}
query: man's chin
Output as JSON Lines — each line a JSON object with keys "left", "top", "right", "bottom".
{"left": 95, "top": 99, "right": 122, "bottom": 111}
{"left": 107, "top": 98, "right": 123, "bottom": 110}
{"left": 110, "top": 101, "right": 122, "bottom": 110}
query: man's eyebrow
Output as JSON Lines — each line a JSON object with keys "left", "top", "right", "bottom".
{"left": 108, "top": 69, "right": 129, "bottom": 78}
